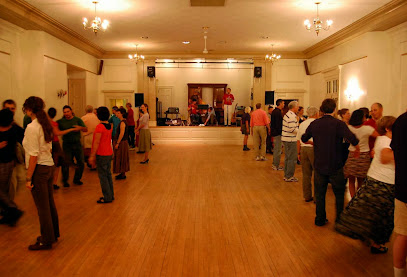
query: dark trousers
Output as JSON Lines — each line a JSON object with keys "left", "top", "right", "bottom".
{"left": 0, "top": 161, "right": 17, "bottom": 210}
{"left": 62, "top": 143, "right": 84, "bottom": 184}
{"left": 31, "top": 165, "right": 59, "bottom": 244}
{"left": 128, "top": 126, "right": 135, "bottom": 148}
{"left": 96, "top": 155, "right": 114, "bottom": 202}
{"left": 314, "top": 168, "right": 346, "bottom": 225}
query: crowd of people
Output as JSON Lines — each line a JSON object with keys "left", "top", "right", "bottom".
{"left": 243, "top": 98, "right": 407, "bottom": 276}
{"left": 0, "top": 97, "right": 152, "bottom": 250}
{"left": 0, "top": 95, "right": 406, "bottom": 276}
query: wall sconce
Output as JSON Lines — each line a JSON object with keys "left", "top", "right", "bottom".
{"left": 344, "top": 78, "right": 364, "bottom": 101}
{"left": 58, "top": 89, "right": 67, "bottom": 98}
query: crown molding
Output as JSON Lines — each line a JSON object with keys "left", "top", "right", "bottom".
{"left": 304, "top": 0, "right": 407, "bottom": 59}
{"left": 102, "top": 51, "right": 306, "bottom": 60}
{"left": 0, "top": 0, "right": 105, "bottom": 58}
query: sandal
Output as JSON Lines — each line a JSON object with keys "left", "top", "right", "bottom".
{"left": 97, "top": 198, "right": 112, "bottom": 204}
{"left": 371, "top": 245, "right": 388, "bottom": 254}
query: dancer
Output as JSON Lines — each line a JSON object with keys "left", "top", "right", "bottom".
{"left": 113, "top": 108, "right": 130, "bottom": 180}
{"left": 135, "top": 104, "right": 152, "bottom": 164}
{"left": 23, "top": 96, "right": 59, "bottom": 250}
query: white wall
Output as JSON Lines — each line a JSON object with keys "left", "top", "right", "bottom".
{"left": 156, "top": 65, "right": 253, "bottom": 118}
{"left": 44, "top": 57, "right": 68, "bottom": 114}
{"left": 0, "top": 18, "right": 99, "bottom": 124}
{"left": 98, "top": 59, "right": 138, "bottom": 107}
{"left": 271, "top": 59, "right": 310, "bottom": 108}
{"left": 308, "top": 23, "right": 407, "bottom": 116}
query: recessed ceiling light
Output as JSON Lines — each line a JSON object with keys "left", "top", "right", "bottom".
{"left": 260, "top": 36, "right": 269, "bottom": 39}
{"left": 182, "top": 41, "right": 190, "bottom": 44}
{"left": 141, "top": 36, "right": 149, "bottom": 39}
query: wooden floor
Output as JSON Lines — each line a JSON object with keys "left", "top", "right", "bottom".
{"left": 0, "top": 145, "right": 394, "bottom": 276}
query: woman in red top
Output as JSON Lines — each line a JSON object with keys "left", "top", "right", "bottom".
{"left": 47, "top": 108, "right": 81, "bottom": 190}
{"left": 89, "top": 107, "right": 114, "bottom": 203}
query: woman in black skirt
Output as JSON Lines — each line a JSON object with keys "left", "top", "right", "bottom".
{"left": 335, "top": 116, "right": 397, "bottom": 254}
{"left": 113, "top": 108, "right": 130, "bottom": 180}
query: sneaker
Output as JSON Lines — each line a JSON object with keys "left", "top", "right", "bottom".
{"left": 260, "top": 156, "right": 267, "bottom": 161}
{"left": 53, "top": 184, "right": 60, "bottom": 190}
{"left": 272, "top": 165, "right": 283, "bottom": 171}
{"left": 255, "top": 156, "right": 261, "bottom": 161}
{"left": 284, "top": 177, "right": 299, "bottom": 182}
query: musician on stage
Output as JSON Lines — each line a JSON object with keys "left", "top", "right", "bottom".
{"left": 223, "top": 88, "right": 235, "bottom": 126}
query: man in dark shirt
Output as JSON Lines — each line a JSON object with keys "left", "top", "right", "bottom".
{"left": 57, "top": 105, "right": 87, "bottom": 187}
{"left": 271, "top": 99, "right": 285, "bottom": 170}
{"left": 0, "top": 109, "right": 24, "bottom": 225}
{"left": 390, "top": 111, "right": 407, "bottom": 276}
{"left": 302, "top": 99, "right": 359, "bottom": 226}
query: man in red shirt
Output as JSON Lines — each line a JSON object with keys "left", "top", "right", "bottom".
{"left": 364, "top": 102, "right": 383, "bottom": 154}
{"left": 250, "top": 103, "right": 271, "bottom": 161}
{"left": 222, "top": 88, "right": 235, "bottom": 126}
{"left": 126, "top": 103, "right": 136, "bottom": 150}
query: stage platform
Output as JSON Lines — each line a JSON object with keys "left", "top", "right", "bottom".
{"left": 150, "top": 126, "right": 253, "bottom": 145}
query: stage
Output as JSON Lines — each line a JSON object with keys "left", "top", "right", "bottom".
{"left": 150, "top": 126, "right": 253, "bottom": 145}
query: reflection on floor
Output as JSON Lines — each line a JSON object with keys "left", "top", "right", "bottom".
{"left": 0, "top": 145, "right": 393, "bottom": 276}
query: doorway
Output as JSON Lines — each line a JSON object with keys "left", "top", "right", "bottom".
{"left": 157, "top": 87, "right": 173, "bottom": 118}
{"left": 68, "top": 79, "right": 86, "bottom": 117}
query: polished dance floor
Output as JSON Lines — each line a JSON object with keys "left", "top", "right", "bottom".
{"left": 0, "top": 145, "right": 394, "bottom": 276}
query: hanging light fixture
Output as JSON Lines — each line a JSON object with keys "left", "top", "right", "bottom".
{"left": 265, "top": 44, "right": 281, "bottom": 64}
{"left": 82, "top": 1, "right": 109, "bottom": 35}
{"left": 304, "top": 2, "right": 333, "bottom": 36}
{"left": 128, "top": 44, "right": 145, "bottom": 63}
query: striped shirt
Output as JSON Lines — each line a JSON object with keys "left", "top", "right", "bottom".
{"left": 282, "top": 110, "right": 299, "bottom": 142}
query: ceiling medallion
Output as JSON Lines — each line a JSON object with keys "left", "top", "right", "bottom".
{"left": 128, "top": 44, "right": 145, "bottom": 63}
{"left": 304, "top": 2, "right": 333, "bottom": 36}
{"left": 82, "top": 1, "right": 109, "bottom": 35}
{"left": 265, "top": 44, "right": 281, "bottom": 64}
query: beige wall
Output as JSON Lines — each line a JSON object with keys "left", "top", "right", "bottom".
{"left": 308, "top": 22, "right": 407, "bottom": 116}
{"left": 0, "top": 19, "right": 98, "bottom": 124}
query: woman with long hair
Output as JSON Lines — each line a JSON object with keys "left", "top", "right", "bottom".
{"left": 135, "top": 103, "right": 152, "bottom": 164}
{"left": 113, "top": 108, "right": 130, "bottom": 180}
{"left": 343, "top": 109, "right": 379, "bottom": 197}
{"left": 336, "top": 116, "right": 396, "bottom": 254}
{"left": 89, "top": 107, "right": 114, "bottom": 203}
{"left": 23, "top": 96, "right": 59, "bottom": 250}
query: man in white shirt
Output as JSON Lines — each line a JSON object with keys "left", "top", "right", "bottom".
{"left": 282, "top": 101, "right": 299, "bottom": 182}
{"left": 81, "top": 105, "right": 100, "bottom": 168}
{"left": 297, "top": 106, "right": 319, "bottom": 201}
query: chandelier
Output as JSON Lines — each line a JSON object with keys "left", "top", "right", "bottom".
{"left": 128, "top": 44, "right": 145, "bottom": 63}
{"left": 304, "top": 2, "right": 333, "bottom": 36}
{"left": 265, "top": 44, "right": 281, "bottom": 64}
{"left": 82, "top": 1, "right": 109, "bottom": 35}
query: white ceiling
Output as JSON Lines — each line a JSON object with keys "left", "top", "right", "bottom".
{"left": 24, "top": 0, "right": 392, "bottom": 53}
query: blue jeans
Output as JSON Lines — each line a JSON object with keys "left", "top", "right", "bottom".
{"left": 314, "top": 168, "right": 346, "bottom": 225}
{"left": 96, "top": 155, "right": 114, "bottom": 202}
{"left": 283, "top": 141, "right": 297, "bottom": 178}
{"left": 272, "top": 135, "right": 282, "bottom": 167}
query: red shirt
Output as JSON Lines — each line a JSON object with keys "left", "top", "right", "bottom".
{"left": 189, "top": 104, "right": 198, "bottom": 115}
{"left": 127, "top": 108, "right": 135, "bottom": 126}
{"left": 51, "top": 121, "right": 59, "bottom": 142}
{"left": 223, "top": 93, "right": 234, "bottom": 105}
{"left": 364, "top": 118, "right": 377, "bottom": 151}
{"left": 250, "top": 109, "right": 270, "bottom": 127}
{"left": 92, "top": 124, "right": 113, "bottom": 156}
